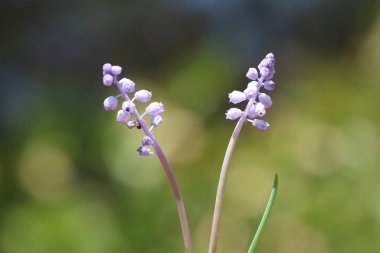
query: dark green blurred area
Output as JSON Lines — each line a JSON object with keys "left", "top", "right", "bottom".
{"left": 1, "top": 0, "right": 380, "bottom": 252}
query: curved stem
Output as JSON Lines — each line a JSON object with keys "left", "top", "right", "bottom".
{"left": 208, "top": 77, "right": 264, "bottom": 253}
{"left": 115, "top": 79, "right": 192, "bottom": 253}
{"left": 247, "top": 174, "right": 278, "bottom": 253}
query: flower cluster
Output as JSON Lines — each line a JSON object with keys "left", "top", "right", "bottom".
{"left": 225, "top": 53, "right": 276, "bottom": 131}
{"left": 102, "top": 63, "right": 165, "bottom": 156}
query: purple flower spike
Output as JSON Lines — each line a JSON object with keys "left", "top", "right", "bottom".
{"left": 228, "top": 91, "right": 247, "bottom": 104}
{"left": 145, "top": 102, "right": 164, "bottom": 116}
{"left": 103, "top": 96, "right": 118, "bottom": 111}
{"left": 141, "top": 136, "right": 154, "bottom": 146}
{"left": 103, "top": 74, "right": 113, "bottom": 86}
{"left": 246, "top": 68, "right": 258, "bottom": 80}
{"left": 111, "top": 66, "right": 122, "bottom": 76}
{"left": 225, "top": 108, "right": 242, "bottom": 120}
{"left": 134, "top": 90, "right": 152, "bottom": 103}
{"left": 137, "top": 146, "right": 154, "bottom": 156}
{"left": 252, "top": 119, "right": 270, "bottom": 131}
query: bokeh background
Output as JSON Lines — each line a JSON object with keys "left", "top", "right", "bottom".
{"left": 1, "top": 0, "right": 380, "bottom": 253}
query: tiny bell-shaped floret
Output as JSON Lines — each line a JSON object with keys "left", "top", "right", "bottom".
{"left": 119, "top": 78, "right": 135, "bottom": 93}
{"left": 111, "top": 65, "right": 122, "bottom": 76}
{"left": 145, "top": 102, "right": 164, "bottom": 116}
{"left": 266, "top": 53, "right": 274, "bottom": 59}
{"left": 151, "top": 115, "right": 163, "bottom": 127}
{"left": 126, "top": 120, "right": 137, "bottom": 129}
{"left": 253, "top": 102, "right": 266, "bottom": 117}
{"left": 246, "top": 67, "right": 258, "bottom": 80}
{"left": 103, "top": 96, "right": 118, "bottom": 110}
{"left": 226, "top": 108, "right": 242, "bottom": 120}
{"left": 134, "top": 90, "right": 152, "bottom": 103}
{"left": 116, "top": 110, "right": 131, "bottom": 123}
{"left": 137, "top": 146, "right": 154, "bottom": 156}
{"left": 103, "top": 74, "right": 113, "bottom": 86}
{"left": 141, "top": 136, "right": 154, "bottom": 146}
{"left": 228, "top": 91, "right": 247, "bottom": 104}
{"left": 258, "top": 93, "right": 272, "bottom": 108}
{"left": 103, "top": 63, "right": 112, "bottom": 72}
{"left": 259, "top": 67, "right": 270, "bottom": 79}
{"left": 122, "top": 101, "right": 136, "bottom": 112}
{"left": 244, "top": 85, "right": 258, "bottom": 99}
{"left": 248, "top": 81, "right": 260, "bottom": 88}
{"left": 263, "top": 80, "right": 275, "bottom": 91}
{"left": 252, "top": 119, "right": 270, "bottom": 131}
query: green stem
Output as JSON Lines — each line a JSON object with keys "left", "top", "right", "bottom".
{"left": 247, "top": 174, "right": 278, "bottom": 253}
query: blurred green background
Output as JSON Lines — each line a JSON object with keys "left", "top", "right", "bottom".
{"left": 1, "top": 1, "right": 380, "bottom": 253}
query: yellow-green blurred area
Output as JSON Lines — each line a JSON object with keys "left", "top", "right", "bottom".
{"left": 1, "top": 0, "right": 380, "bottom": 253}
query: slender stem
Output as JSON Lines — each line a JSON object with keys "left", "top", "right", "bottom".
{"left": 114, "top": 78, "right": 192, "bottom": 253}
{"left": 208, "top": 77, "right": 264, "bottom": 253}
{"left": 247, "top": 174, "right": 278, "bottom": 253}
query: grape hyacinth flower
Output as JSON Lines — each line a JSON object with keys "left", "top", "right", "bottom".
{"left": 101, "top": 63, "right": 192, "bottom": 253}
{"left": 209, "top": 53, "right": 277, "bottom": 253}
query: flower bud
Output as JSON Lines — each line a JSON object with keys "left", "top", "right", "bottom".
{"left": 151, "top": 115, "right": 163, "bottom": 127}
{"left": 137, "top": 146, "right": 154, "bottom": 156}
{"left": 103, "top": 96, "right": 118, "bottom": 110}
{"left": 252, "top": 119, "right": 269, "bottom": 131}
{"left": 263, "top": 80, "right": 275, "bottom": 91}
{"left": 248, "top": 81, "right": 259, "bottom": 88}
{"left": 266, "top": 53, "right": 274, "bottom": 59}
{"left": 258, "top": 93, "right": 272, "bottom": 108}
{"left": 246, "top": 68, "right": 258, "bottom": 80}
{"left": 103, "top": 74, "right": 113, "bottom": 86}
{"left": 122, "top": 101, "right": 136, "bottom": 112}
{"left": 225, "top": 108, "right": 242, "bottom": 120}
{"left": 258, "top": 59, "right": 270, "bottom": 69}
{"left": 259, "top": 67, "right": 270, "bottom": 78}
{"left": 228, "top": 91, "right": 247, "bottom": 104}
{"left": 145, "top": 102, "right": 164, "bottom": 116}
{"left": 116, "top": 110, "right": 131, "bottom": 123}
{"left": 244, "top": 85, "right": 258, "bottom": 99}
{"left": 134, "top": 90, "right": 152, "bottom": 103}
{"left": 253, "top": 102, "right": 266, "bottom": 117}
{"left": 103, "top": 63, "right": 112, "bottom": 72}
{"left": 111, "top": 65, "right": 122, "bottom": 76}
{"left": 119, "top": 78, "right": 135, "bottom": 93}
{"left": 141, "top": 136, "right": 154, "bottom": 146}
{"left": 126, "top": 121, "right": 137, "bottom": 129}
